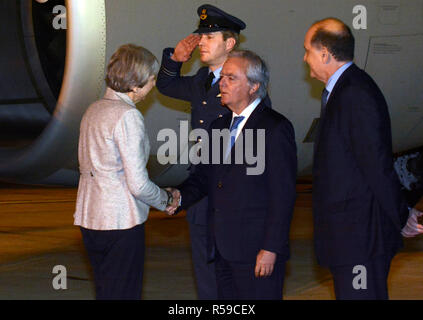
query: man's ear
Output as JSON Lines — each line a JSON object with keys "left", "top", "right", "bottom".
{"left": 249, "top": 83, "right": 260, "bottom": 96}
{"left": 225, "top": 37, "right": 237, "bottom": 52}
{"left": 321, "top": 47, "right": 331, "bottom": 64}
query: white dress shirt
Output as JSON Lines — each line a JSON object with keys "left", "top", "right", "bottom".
{"left": 230, "top": 98, "right": 262, "bottom": 140}
{"left": 225, "top": 98, "right": 261, "bottom": 159}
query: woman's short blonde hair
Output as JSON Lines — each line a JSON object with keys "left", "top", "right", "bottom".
{"left": 105, "top": 44, "right": 159, "bottom": 93}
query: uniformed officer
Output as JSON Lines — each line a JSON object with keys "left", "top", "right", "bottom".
{"left": 156, "top": 4, "right": 247, "bottom": 299}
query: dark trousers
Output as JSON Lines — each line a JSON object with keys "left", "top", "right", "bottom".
{"left": 189, "top": 222, "right": 218, "bottom": 299}
{"left": 215, "top": 249, "right": 285, "bottom": 300}
{"left": 330, "top": 255, "right": 392, "bottom": 300}
{"left": 80, "top": 224, "right": 145, "bottom": 300}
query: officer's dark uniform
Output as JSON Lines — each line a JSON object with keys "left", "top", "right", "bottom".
{"left": 156, "top": 5, "right": 247, "bottom": 300}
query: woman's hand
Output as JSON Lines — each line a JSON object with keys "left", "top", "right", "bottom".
{"left": 164, "top": 188, "right": 181, "bottom": 215}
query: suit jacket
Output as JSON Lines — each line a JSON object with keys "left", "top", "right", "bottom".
{"left": 74, "top": 88, "right": 167, "bottom": 230}
{"left": 156, "top": 48, "right": 272, "bottom": 225}
{"left": 313, "top": 64, "right": 410, "bottom": 267}
{"left": 179, "top": 101, "right": 297, "bottom": 263}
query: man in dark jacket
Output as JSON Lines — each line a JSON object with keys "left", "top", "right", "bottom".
{"left": 303, "top": 17, "right": 413, "bottom": 299}
{"left": 176, "top": 50, "right": 297, "bottom": 299}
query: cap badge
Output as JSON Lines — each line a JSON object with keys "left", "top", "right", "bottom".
{"left": 200, "top": 9, "right": 208, "bottom": 20}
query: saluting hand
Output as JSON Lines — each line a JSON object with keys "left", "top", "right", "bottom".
{"left": 171, "top": 34, "right": 201, "bottom": 63}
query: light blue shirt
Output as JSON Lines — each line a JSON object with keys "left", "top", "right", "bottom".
{"left": 324, "top": 61, "right": 353, "bottom": 103}
{"left": 210, "top": 67, "right": 222, "bottom": 86}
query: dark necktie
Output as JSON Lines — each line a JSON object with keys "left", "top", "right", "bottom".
{"left": 314, "top": 88, "right": 329, "bottom": 155}
{"left": 205, "top": 72, "right": 215, "bottom": 92}
{"left": 321, "top": 88, "right": 329, "bottom": 117}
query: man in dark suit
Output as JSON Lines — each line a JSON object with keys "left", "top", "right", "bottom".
{"left": 303, "top": 18, "right": 412, "bottom": 299}
{"left": 171, "top": 50, "right": 297, "bottom": 299}
{"left": 156, "top": 4, "right": 270, "bottom": 299}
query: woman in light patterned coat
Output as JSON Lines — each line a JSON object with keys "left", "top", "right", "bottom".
{"left": 74, "top": 44, "right": 176, "bottom": 300}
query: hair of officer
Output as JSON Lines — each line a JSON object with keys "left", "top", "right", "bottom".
{"left": 310, "top": 18, "right": 355, "bottom": 62}
{"left": 105, "top": 44, "right": 159, "bottom": 93}
{"left": 228, "top": 50, "right": 269, "bottom": 100}
{"left": 222, "top": 30, "right": 240, "bottom": 49}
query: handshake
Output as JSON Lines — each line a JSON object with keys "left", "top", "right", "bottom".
{"left": 164, "top": 187, "right": 181, "bottom": 216}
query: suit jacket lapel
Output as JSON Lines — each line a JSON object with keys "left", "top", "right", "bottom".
{"left": 213, "top": 114, "right": 232, "bottom": 178}
{"left": 314, "top": 63, "right": 356, "bottom": 158}
{"left": 199, "top": 68, "right": 222, "bottom": 97}
{"left": 326, "top": 63, "right": 357, "bottom": 111}
{"left": 241, "top": 102, "right": 265, "bottom": 132}
{"left": 207, "top": 78, "right": 221, "bottom": 98}
{"left": 197, "top": 67, "right": 210, "bottom": 96}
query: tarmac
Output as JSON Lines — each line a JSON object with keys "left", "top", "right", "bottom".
{"left": 0, "top": 182, "right": 422, "bottom": 300}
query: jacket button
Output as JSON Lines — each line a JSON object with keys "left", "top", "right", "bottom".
{"left": 202, "top": 101, "right": 207, "bottom": 105}
{"left": 217, "top": 182, "right": 222, "bottom": 188}
{"left": 199, "top": 119, "right": 204, "bottom": 124}
{"left": 218, "top": 114, "right": 223, "bottom": 118}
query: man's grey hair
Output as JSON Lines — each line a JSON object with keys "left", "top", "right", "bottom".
{"left": 228, "top": 50, "right": 269, "bottom": 99}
